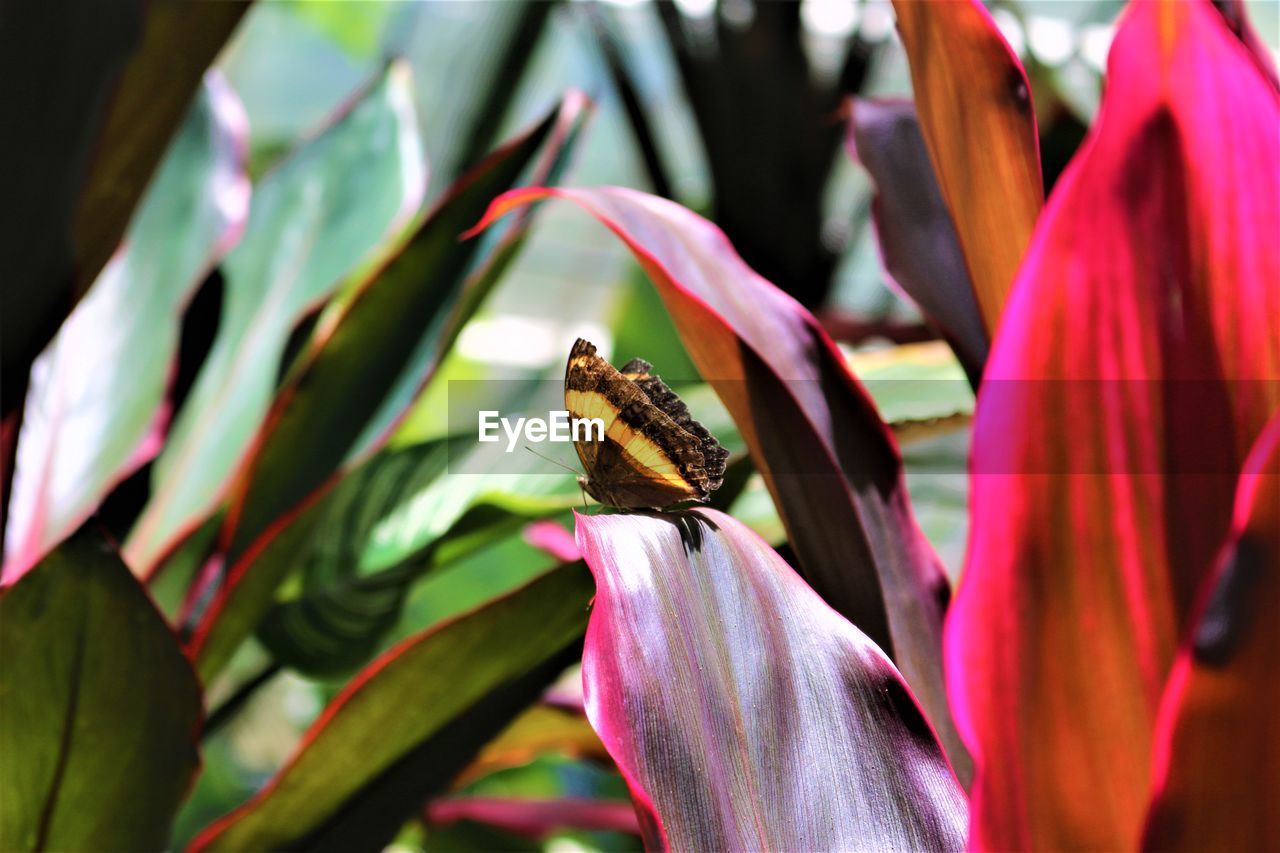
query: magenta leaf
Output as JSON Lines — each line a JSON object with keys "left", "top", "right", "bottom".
{"left": 575, "top": 508, "right": 967, "bottom": 851}
{"left": 1142, "top": 411, "right": 1280, "bottom": 850}
{"left": 948, "top": 1, "right": 1280, "bottom": 847}
{"left": 425, "top": 797, "right": 640, "bottom": 840}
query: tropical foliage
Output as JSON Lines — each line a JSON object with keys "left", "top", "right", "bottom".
{"left": 1, "top": 1, "right": 1276, "bottom": 850}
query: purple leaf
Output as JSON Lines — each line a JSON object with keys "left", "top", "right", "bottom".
{"left": 846, "top": 97, "right": 987, "bottom": 381}
{"left": 576, "top": 508, "right": 967, "bottom": 851}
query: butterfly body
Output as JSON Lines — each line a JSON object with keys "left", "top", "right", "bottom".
{"left": 564, "top": 338, "right": 727, "bottom": 509}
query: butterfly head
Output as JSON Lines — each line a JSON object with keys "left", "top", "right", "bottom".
{"left": 577, "top": 475, "right": 606, "bottom": 506}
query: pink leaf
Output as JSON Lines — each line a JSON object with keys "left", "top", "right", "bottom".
{"left": 576, "top": 508, "right": 966, "bottom": 851}
{"left": 1143, "top": 411, "right": 1280, "bottom": 850}
{"left": 949, "top": 1, "right": 1280, "bottom": 847}
{"left": 426, "top": 797, "right": 640, "bottom": 839}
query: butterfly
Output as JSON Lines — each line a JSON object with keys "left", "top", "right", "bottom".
{"left": 564, "top": 338, "right": 728, "bottom": 509}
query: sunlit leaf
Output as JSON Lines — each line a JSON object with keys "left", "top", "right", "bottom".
{"left": 73, "top": 0, "right": 250, "bottom": 294}
{"left": 4, "top": 77, "right": 249, "bottom": 583}
{"left": 576, "top": 509, "right": 967, "bottom": 850}
{"left": 456, "top": 703, "right": 609, "bottom": 788}
{"left": 892, "top": 0, "right": 1043, "bottom": 329}
{"left": 848, "top": 340, "right": 975, "bottom": 427}
{"left": 1, "top": 0, "right": 136, "bottom": 419}
{"left": 0, "top": 530, "right": 201, "bottom": 851}
{"left": 126, "top": 62, "right": 425, "bottom": 574}
{"left": 217, "top": 95, "right": 588, "bottom": 561}
{"left": 188, "top": 95, "right": 588, "bottom": 682}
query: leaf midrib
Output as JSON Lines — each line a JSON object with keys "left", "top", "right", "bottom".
{"left": 33, "top": 597, "right": 89, "bottom": 851}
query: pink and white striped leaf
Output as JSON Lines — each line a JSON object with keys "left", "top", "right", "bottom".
{"left": 576, "top": 508, "right": 967, "bottom": 851}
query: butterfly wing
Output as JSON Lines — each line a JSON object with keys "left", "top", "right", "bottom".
{"left": 565, "top": 339, "right": 707, "bottom": 508}
{"left": 619, "top": 359, "right": 728, "bottom": 493}
{"left": 565, "top": 339, "right": 604, "bottom": 478}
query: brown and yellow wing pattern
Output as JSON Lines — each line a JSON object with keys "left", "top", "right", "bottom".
{"left": 564, "top": 338, "right": 727, "bottom": 509}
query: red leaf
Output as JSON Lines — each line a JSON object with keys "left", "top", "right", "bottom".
{"left": 576, "top": 509, "right": 967, "bottom": 851}
{"left": 949, "top": 1, "right": 1280, "bottom": 848}
{"left": 426, "top": 797, "right": 640, "bottom": 839}
{"left": 470, "top": 186, "right": 967, "bottom": 778}
{"left": 1142, "top": 411, "right": 1280, "bottom": 850}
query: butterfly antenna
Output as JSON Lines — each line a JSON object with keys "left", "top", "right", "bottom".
{"left": 522, "top": 446, "right": 592, "bottom": 513}
{"left": 523, "top": 445, "right": 581, "bottom": 476}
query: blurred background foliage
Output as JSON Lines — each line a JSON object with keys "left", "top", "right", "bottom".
{"left": 8, "top": 0, "right": 1276, "bottom": 849}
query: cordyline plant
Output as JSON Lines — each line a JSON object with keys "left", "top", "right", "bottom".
{"left": 1, "top": 0, "right": 1276, "bottom": 850}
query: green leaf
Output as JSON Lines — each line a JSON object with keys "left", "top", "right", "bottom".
{"left": 72, "top": 0, "right": 252, "bottom": 297}
{"left": 4, "top": 77, "right": 249, "bottom": 581}
{"left": 249, "top": 376, "right": 739, "bottom": 677}
{"left": 190, "top": 563, "right": 594, "bottom": 851}
{"left": 186, "top": 95, "right": 590, "bottom": 683}
{"left": 0, "top": 530, "right": 202, "bottom": 851}
{"left": 220, "top": 94, "right": 587, "bottom": 561}
{"left": 254, "top": 437, "right": 579, "bottom": 676}
{"left": 125, "top": 61, "right": 426, "bottom": 573}
{"left": 4, "top": 1, "right": 251, "bottom": 426}
{"left": 850, "top": 340, "right": 976, "bottom": 425}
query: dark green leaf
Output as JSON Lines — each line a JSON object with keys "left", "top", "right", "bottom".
{"left": 1, "top": 0, "right": 141, "bottom": 417}
{"left": 0, "top": 530, "right": 202, "bottom": 851}
{"left": 189, "top": 563, "right": 594, "bottom": 851}
{"left": 254, "top": 438, "right": 578, "bottom": 676}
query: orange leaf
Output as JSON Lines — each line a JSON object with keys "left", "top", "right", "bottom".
{"left": 892, "top": 0, "right": 1043, "bottom": 330}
